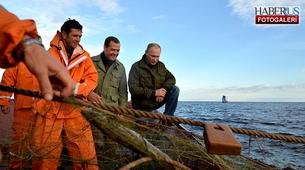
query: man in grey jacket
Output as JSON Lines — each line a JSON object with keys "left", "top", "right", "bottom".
{"left": 128, "top": 43, "right": 179, "bottom": 116}
{"left": 88, "top": 36, "right": 128, "bottom": 107}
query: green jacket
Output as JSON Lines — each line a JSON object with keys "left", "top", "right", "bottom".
{"left": 92, "top": 52, "right": 128, "bottom": 106}
{"left": 128, "top": 55, "right": 176, "bottom": 110}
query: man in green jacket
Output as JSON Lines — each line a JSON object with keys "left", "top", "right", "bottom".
{"left": 128, "top": 43, "right": 179, "bottom": 116}
{"left": 88, "top": 36, "right": 128, "bottom": 168}
{"left": 88, "top": 36, "right": 127, "bottom": 106}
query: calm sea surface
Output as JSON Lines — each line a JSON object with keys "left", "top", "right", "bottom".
{"left": 173, "top": 101, "right": 305, "bottom": 169}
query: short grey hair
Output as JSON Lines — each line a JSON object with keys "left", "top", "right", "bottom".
{"left": 145, "top": 43, "right": 161, "bottom": 54}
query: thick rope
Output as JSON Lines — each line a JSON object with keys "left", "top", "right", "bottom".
{"left": 0, "top": 84, "right": 63, "bottom": 102}
{"left": 1, "top": 84, "right": 305, "bottom": 144}
{"left": 93, "top": 102, "right": 305, "bottom": 144}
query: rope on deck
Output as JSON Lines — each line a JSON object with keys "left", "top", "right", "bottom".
{"left": 92, "top": 102, "right": 305, "bottom": 144}
{"left": 1, "top": 84, "right": 305, "bottom": 144}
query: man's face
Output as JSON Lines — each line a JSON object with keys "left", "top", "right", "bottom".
{"left": 146, "top": 46, "right": 161, "bottom": 65}
{"left": 104, "top": 41, "right": 120, "bottom": 61}
{"left": 62, "top": 28, "right": 82, "bottom": 49}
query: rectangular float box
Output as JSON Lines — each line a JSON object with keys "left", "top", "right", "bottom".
{"left": 204, "top": 123, "right": 242, "bottom": 155}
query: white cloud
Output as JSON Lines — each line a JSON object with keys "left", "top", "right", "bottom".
{"left": 228, "top": 0, "right": 305, "bottom": 25}
{"left": 3, "top": 0, "right": 126, "bottom": 49}
{"left": 181, "top": 83, "right": 305, "bottom": 102}
{"left": 301, "top": 68, "right": 305, "bottom": 73}
{"left": 0, "top": 0, "right": 127, "bottom": 78}
{"left": 27, "top": 0, "right": 123, "bottom": 15}
{"left": 152, "top": 14, "right": 166, "bottom": 20}
{"left": 89, "top": 0, "right": 124, "bottom": 15}
{"left": 127, "top": 24, "right": 138, "bottom": 33}
{"left": 84, "top": 43, "right": 103, "bottom": 57}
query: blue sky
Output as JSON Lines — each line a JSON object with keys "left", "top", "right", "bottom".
{"left": 1, "top": 0, "right": 305, "bottom": 102}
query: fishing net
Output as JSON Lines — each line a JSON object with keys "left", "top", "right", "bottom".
{"left": 0, "top": 100, "right": 276, "bottom": 170}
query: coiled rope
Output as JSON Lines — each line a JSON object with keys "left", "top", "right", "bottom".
{"left": 1, "top": 84, "right": 305, "bottom": 144}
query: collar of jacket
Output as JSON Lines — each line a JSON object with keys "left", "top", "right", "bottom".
{"left": 50, "top": 31, "right": 88, "bottom": 70}
{"left": 139, "top": 54, "right": 159, "bottom": 69}
{"left": 101, "top": 52, "right": 115, "bottom": 67}
{"left": 139, "top": 54, "right": 167, "bottom": 76}
{"left": 92, "top": 52, "right": 119, "bottom": 72}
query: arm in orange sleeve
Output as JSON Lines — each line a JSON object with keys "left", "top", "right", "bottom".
{"left": 0, "top": 66, "right": 17, "bottom": 106}
{"left": 0, "top": 6, "right": 38, "bottom": 68}
{"left": 74, "top": 54, "right": 98, "bottom": 98}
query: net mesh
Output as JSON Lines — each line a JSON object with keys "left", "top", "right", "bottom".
{"left": 0, "top": 102, "right": 276, "bottom": 170}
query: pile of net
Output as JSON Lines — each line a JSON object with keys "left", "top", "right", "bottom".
{"left": 0, "top": 101, "right": 276, "bottom": 170}
{"left": 82, "top": 107, "right": 275, "bottom": 170}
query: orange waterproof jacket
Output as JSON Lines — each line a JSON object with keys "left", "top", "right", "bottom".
{"left": 0, "top": 62, "right": 39, "bottom": 109}
{"left": 34, "top": 31, "right": 98, "bottom": 118}
{"left": 0, "top": 5, "right": 38, "bottom": 68}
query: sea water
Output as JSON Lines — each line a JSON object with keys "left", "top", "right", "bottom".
{"left": 173, "top": 101, "right": 305, "bottom": 169}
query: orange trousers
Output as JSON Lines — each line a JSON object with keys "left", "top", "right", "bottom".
{"left": 9, "top": 109, "right": 35, "bottom": 169}
{"left": 31, "top": 114, "right": 98, "bottom": 170}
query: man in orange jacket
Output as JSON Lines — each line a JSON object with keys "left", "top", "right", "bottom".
{"left": 31, "top": 19, "right": 99, "bottom": 170}
{"left": 0, "top": 5, "right": 74, "bottom": 166}
{"left": 0, "top": 5, "right": 74, "bottom": 100}
{"left": 0, "top": 62, "right": 40, "bottom": 169}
